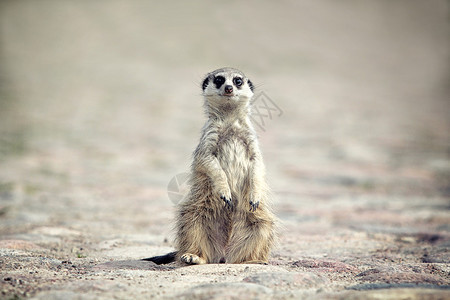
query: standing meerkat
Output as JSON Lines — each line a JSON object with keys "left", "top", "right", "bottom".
{"left": 144, "top": 67, "right": 276, "bottom": 265}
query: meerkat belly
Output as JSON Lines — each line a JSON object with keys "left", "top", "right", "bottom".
{"left": 217, "top": 137, "right": 250, "bottom": 194}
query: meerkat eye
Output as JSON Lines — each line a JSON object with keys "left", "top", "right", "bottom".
{"left": 213, "top": 76, "right": 225, "bottom": 88}
{"left": 233, "top": 77, "right": 243, "bottom": 87}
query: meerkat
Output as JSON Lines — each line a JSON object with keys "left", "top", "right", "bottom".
{"left": 143, "top": 67, "right": 276, "bottom": 265}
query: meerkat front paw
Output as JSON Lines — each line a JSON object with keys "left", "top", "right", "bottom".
{"left": 249, "top": 199, "right": 259, "bottom": 212}
{"left": 249, "top": 193, "right": 260, "bottom": 212}
{"left": 180, "top": 253, "right": 206, "bottom": 265}
{"left": 220, "top": 193, "right": 233, "bottom": 209}
{"left": 218, "top": 186, "right": 232, "bottom": 209}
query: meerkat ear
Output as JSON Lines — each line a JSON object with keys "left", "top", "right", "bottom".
{"left": 202, "top": 77, "right": 209, "bottom": 91}
{"left": 247, "top": 79, "right": 254, "bottom": 92}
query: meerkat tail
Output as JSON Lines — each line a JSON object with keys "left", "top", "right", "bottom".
{"left": 142, "top": 251, "right": 177, "bottom": 264}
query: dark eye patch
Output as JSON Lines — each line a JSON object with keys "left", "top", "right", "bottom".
{"left": 248, "top": 79, "right": 254, "bottom": 92}
{"left": 202, "top": 77, "right": 209, "bottom": 91}
{"left": 213, "top": 76, "right": 225, "bottom": 89}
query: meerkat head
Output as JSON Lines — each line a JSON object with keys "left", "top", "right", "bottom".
{"left": 201, "top": 67, "right": 254, "bottom": 116}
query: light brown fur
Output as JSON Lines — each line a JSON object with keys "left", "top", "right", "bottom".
{"left": 175, "top": 67, "right": 276, "bottom": 264}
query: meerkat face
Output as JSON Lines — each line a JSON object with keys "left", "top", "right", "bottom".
{"left": 202, "top": 68, "right": 254, "bottom": 104}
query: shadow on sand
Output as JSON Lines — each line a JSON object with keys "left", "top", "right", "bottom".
{"left": 92, "top": 260, "right": 176, "bottom": 271}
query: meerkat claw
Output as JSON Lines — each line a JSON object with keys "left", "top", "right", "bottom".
{"left": 220, "top": 195, "right": 233, "bottom": 209}
{"left": 249, "top": 201, "right": 259, "bottom": 212}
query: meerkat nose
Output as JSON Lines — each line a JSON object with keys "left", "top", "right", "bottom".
{"left": 224, "top": 85, "right": 233, "bottom": 94}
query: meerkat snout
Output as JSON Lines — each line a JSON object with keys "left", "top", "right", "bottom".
{"left": 224, "top": 85, "right": 233, "bottom": 95}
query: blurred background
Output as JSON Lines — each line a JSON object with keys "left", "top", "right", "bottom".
{"left": 0, "top": 0, "right": 448, "bottom": 235}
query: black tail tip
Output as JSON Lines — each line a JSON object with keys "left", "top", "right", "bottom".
{"left": 142, "top": 251, "right": 177, "bottom": 265}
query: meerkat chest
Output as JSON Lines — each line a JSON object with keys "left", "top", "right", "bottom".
{"left": 215, "top": 126, "right": 253, "bottom": 173}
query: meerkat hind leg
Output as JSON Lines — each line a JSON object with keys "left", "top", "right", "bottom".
{"left": 226, "top": 212, "right": 274, "bottom": 264}
{"left": 180, "top": 253, "right": 207, "bottom": 265}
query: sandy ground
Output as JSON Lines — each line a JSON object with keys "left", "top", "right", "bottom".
{"left": 0, "top": 1, "right": 449, "bottom": 299}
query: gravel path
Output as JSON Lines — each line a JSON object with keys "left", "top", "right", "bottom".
{"left": 0, "top": 1, "right": 449, "bottom": 299}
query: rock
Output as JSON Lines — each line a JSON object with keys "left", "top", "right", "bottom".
{"left": 347, "top": 283, "right": 450, "bottom": 291}
{"left": 292, "top": 259, "right": 359, "bottom": 273}
{"left": 32, "top": 290, "right": 99, "bottom": 300}
{"left": 177, "top": 282, "right": 272, "bottom": 300}
{"left": 243, "top": 272, "right": 328, "bottom": 289}
{"left": 422, "top": 245, "right": 450, "bottom": 263}
{"left": 92, "top": 260, "right": 175, "bottom": 271}
{"left": 330, "top": 288, "right": 450, "bottom": 300}
{"left": 357, "top": 272, "right": 446, "bottom": 285}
